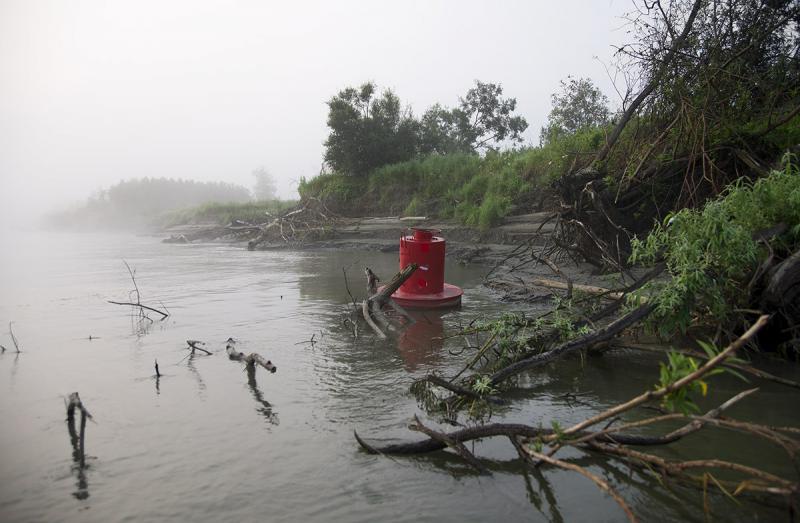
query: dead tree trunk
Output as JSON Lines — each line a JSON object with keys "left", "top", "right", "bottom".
{"left": 361, "top": 264, "right": 418, "bottom": 338}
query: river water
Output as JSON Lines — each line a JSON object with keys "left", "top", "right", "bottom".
{"left": 0, "top": 231, "right": 797, "bottom": 522}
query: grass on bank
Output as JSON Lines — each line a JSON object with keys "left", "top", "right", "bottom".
{"left": 298, "top": 127, "right": 606, "bottom": 229}
{"left": 157, "top": 200, "right": 298, "bottom": 228}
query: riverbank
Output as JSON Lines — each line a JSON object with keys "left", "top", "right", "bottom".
{"left": 158, "top": 211, "right": 637, "bottom": 304}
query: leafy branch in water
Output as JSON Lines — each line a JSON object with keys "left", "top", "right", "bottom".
{"left": 658, "top": 340, "right": 749, "bottom": 415}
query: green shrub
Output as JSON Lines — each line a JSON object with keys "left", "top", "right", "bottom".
{"left": 630, "top": 156, "right": 800, "bottom": 336}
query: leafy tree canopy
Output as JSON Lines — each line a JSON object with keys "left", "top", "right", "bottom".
{"left": 324, "top": 83, "right": 418, "bottom": 176}
{"left": 540, "top": 76, "right": 610, "bottom": 145}
{"left": 324, "top": 80, "right": 528, "bottom": 174}
{"left": 420, "top": 81, "right": 528, "bottom": 154}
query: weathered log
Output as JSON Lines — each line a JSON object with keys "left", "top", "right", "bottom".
{"left": 369, "top": 263, "right": 418, "bottom": 307}
{"left": 362, "top": 299, "right": 387, "bottom": 339}
{"left": 361, "top": 264, "right": 419, "bottom": 338}
{"left": 527, "top": 278, "right": 623, "bottom": 300}
{"left": 226, "top": 338, "right": 276, "bottom": 373}
{"left": 365, "top": 267, "right": 380, "bottom": 295}
{"left": 409, "top": 415, "right": 491, "bottom": 475}
{"left": 354, "top": 422, "right": 679, "bottom": 456}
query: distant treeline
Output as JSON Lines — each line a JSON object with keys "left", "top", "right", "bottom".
{"left": 48, "top": 177, "right": 251, "bottom": 230}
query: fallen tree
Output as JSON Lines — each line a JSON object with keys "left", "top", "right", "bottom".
{"left": 358, "top": 316, "right": 800, "bottom": 520}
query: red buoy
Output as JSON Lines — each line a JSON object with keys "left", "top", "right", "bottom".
{"left": 389, "top": 228, "right": 463, "bottom": 309}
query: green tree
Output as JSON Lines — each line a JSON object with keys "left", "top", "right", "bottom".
{"left": 418, "top": 103, "right": 468, "bottom": 155}
{"left": 454, "top": 81, "right": 529, "bottom": 151}
{"left": 419, "top": 81, "right": 528, "bottom": 154}
{"left": 324, "top": 82, "right": 418, "bottom": 175}
{"left": 540, "top": 77, "right": 610, "bottom": 145}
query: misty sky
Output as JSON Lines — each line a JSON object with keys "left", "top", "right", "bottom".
{"left": 0, "top": 0, "right": 631, "bottom": 222}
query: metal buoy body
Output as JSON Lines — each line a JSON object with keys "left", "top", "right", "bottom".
{"left": 390, "top": 228, "right": 463, "bottom": 309}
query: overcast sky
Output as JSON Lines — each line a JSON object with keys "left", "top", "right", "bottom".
{"left": 0, "top": 0, "right": 632, "bottom": 222}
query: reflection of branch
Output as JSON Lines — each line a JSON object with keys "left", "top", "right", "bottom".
{"left": 65, "top": 393, "right": 91, "bottom": 500}
{"left": 65, "top": 393, "right": 93, "bottom": 470}
{"left": 558, "top": 315, "right": 769, "bottom": 439}
{"left": 246, "top": 366, "right": 278, "bottom": 424}
{"left": 526, "top": 447, "right": 636, "bottom": 523}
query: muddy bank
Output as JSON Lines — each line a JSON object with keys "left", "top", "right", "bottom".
{"left": 159, "top": 213, "right": 641, "bottom": 304}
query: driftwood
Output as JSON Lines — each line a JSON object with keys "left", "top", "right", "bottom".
{"left": 360, "top": 264, "right": 418, "bottom": 339}
{"left": 246, "top": 198, "right": 341, "bottom": 250}
{"left": 226, "top": 338, "right": 276, "bottom": 373}
{"left": 356, "top": 316, "right": 797, "bottom": 516}
{"left": 529, "top": 278, "right": 622, "bottom": 299}
{"left": 409, "top": 415, "right": 490, "bottom": 475}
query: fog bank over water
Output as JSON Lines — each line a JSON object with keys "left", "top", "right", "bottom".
{"left": 1, "top": 0, "right": 628, "bottom": 226}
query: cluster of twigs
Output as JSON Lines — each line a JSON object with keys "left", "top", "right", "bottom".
{"left": 229, "top": 197, "right": 341, "bottom": 250}
{"left": 357, "top": 315, "right": 800, "bottom": 521}
{"left": 107, "top": 260, "right": 169, "bottom": 330}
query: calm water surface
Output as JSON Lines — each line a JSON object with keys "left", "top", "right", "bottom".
{"left": 0, "top": 231, "right": 797, "bottom": 522}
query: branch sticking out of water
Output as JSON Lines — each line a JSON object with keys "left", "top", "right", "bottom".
{"left": 108, "top": 260, "right": 169, "bottom": 321}
{"left": 9, "top": 321, "right": 21, "bottom": 352}
{"left": 65, "top": 392, "right": 93, "bottom": 470}
{"left": 226, "top": 338, "right": 277, "bottom": 374}
{"left": 187, "top": 340, "right": 212, "bottom": 355}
